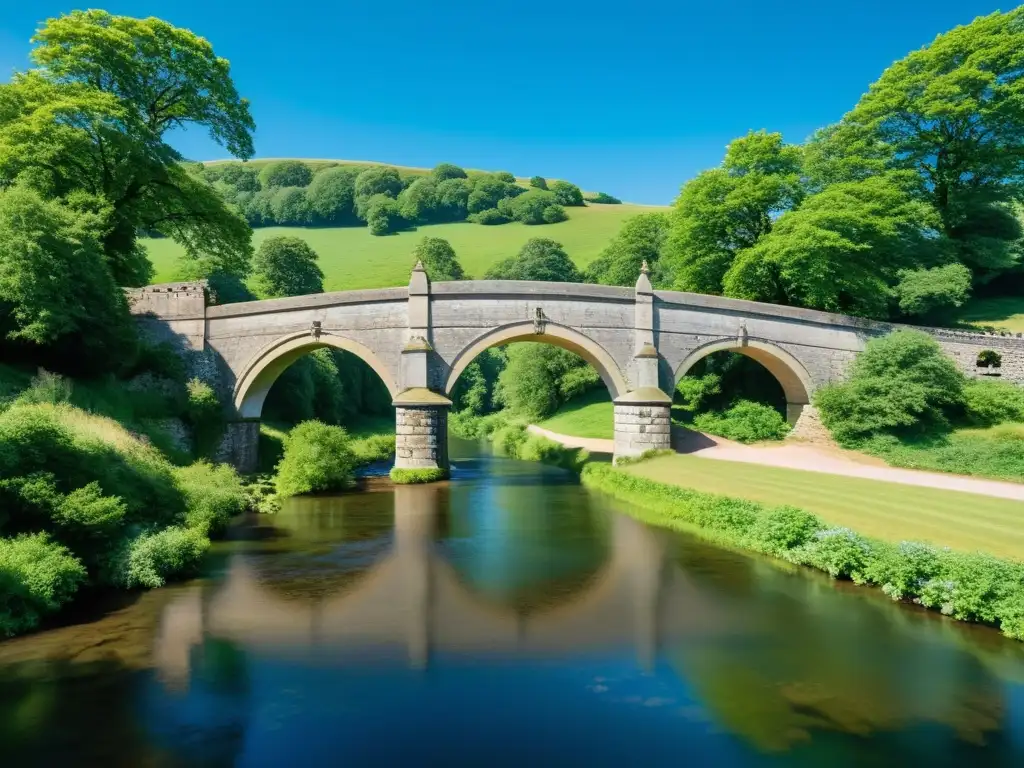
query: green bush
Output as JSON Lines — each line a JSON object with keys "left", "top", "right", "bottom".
{"left": 0, "top": 533, "right": 86, "bottom": 637}
{"left": 786, "top": 527, "right": 873, "bottom": 580}
{"left": 816, "top": 330, "right": 967, "bottom": 444}
{"left": 745, "top": 506, "right": 822, "bottom": 557}
{"left": 529, "top": 176, "right": 548, "bottom": 190}
{"left": 118, "top": 526, "right": 210, "bottom": 589}
{"left": 917, "top": 551, "right": 1024, "bottom": 624}
{"left": 542, "top": 204, "right": 567, "bottom": 223}
{"left": 587, "top": 192, "right": 621, "bottom": 204}
{"left": 274, "top": 420, "right": 357, "bottom": 496}
{"left": 472, "top": 207, "right": 509, "bottom": 225}
{"left": 389, "top": 467, "right": 448, "bottom": 484}
{"left": 412, "top": 237, "right": 465, "bottom": 281}
{"left": 432, "top": 163, "right": 467, "bottom": 181}
{"left": 963, "top": 380, "right": 1024, "bottom": 426}
{"left": 692, "top": 400, "right": 790, "bottom": 442}
{"left": 550, "top": 180, "right": 585, "bottom": 206}
{"left": 864, "top": 541, "right": 942, "bottom": 601}
{"left": 173, "top": 462, "right": 247, "bottom": 536}
{"left": 350, "top": 433, "right": 396, "bottom": 465}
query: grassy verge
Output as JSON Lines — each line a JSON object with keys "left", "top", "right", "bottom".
{"left": 856, "top": 425, "right": 1024, "bottom": 484}
{"left": 537, "top": 389, "right": 613, "bottom": 439}
{"left": 144, "top": 204, "right": 658, "bottom": 290}
{"left": 623, "top": 453, "right": 1024, "bottom": 559}
{"left": 581, "top": 462, "right": 1024, "bottom": 642}
{"left": 390, "top": 467, "right": 449, "bottom": 484}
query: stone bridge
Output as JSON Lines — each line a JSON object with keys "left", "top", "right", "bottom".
{"left": 130, "top": 263, "right": 1024, "bottom": 474}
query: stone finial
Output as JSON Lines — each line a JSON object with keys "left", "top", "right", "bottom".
{"left": 409, "top": 259, "right": 429, "bottom": 295}
{"left": 635, "top": 261, "right": 653, "bottom": 295}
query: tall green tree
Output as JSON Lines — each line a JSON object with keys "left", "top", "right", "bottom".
{"left": 813, "top": 9, "right": 1024, "bottom": 284}
{"left": 0, "top": 185, "right": 136, "bottom": 371}
{"left": 412, "top": 237, "right": 465, "bottom": 281}
{"left": 8, "top": 10, "right": 257, "bottom": 286}
{"left": 484, "top": 238, "right": 581, "bottom": 282}
{"left": 723, "top": 176, "right": 940, "bottom": 317}
{"left": 252, "top": 237, "right": 324, "bottom": 298}
{"left": 585, "top": 212, "right": 669, "bottom": 286}
{"left": 661, "top": 131, "right": 803, "bottom": 294}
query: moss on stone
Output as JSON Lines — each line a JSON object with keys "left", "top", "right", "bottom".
{"left": 389, "top": 467, "right": 449, "bottom": 484}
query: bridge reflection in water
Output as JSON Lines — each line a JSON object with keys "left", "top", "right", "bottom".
{"left": 151, "top": 482, "right": 725, "bottom": 687}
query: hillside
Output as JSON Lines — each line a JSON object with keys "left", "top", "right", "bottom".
{"left": 146, "top": 202, "right": 663, "bottom": 290}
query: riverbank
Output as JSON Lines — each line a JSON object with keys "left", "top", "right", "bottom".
{"left": 579, "top": 462, "right": 1024, "bottom": 642}
{"left": 528, "top": 424, "right": 1024, "bottom": 502}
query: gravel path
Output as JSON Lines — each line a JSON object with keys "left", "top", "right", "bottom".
{"left": 526, "top": 425, "right": 1024, "bottom": 502}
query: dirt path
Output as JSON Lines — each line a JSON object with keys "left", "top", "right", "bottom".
{"left": 526, "top": 425, "right": 1024, "bottom": 502}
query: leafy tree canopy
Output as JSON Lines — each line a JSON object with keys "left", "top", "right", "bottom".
{"left": 484, "top": 238, "right": 581, "bottom": 282}
{"left": 412, "top": 237, "right": 465, "bottom": 281}
{"left": 432, "top": 162, "right": 467, "bottom": 181}
{"left": 0, "top": 11, "right": 255, "bottom": 287}
{"left": 585, "top": 212, "right": 669, "bottom": 286}
{"left": 259, "top": 160, "right": 312, "bottom": 189}
{"left": 550, "top": 180, "right": 585, "bottom": 207}
{"left": 252, "top": 236, "right": 324, "bottom": 298}
{"left": 723, "top": 176, "right": 940, "bottom": 317}
{"left": 814, "top": 9, "right": 1024, "bottom": 283}
{"left": 305, "top": 166, "right": 359, "bottom": 225}
{"left": 661, "top": 131, "right": 803, "bottom": 294}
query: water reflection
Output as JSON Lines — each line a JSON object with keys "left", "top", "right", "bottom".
{"left": 1, "top": 451, "right": 1024, "bottom": 766}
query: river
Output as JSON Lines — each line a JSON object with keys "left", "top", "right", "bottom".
{"left": 2, "top": 439, "right": 1024, "bottom": 766}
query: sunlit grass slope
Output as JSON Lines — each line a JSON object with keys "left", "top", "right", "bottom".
{"left": 144, "top": 204, "right": 660, "bottom": 290}
{"left": 623, "top": 453, "right": 1024, "bottom": 559}
{"left": 537, "top": 389, "right": 614, "bottom": 439}
{"left": 956, "top": 296, "right": 1024, "bottom": 333}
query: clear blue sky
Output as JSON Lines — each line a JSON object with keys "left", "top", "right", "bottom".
{"left": 0, "top": 1, "right": 1011, "bottom": 204}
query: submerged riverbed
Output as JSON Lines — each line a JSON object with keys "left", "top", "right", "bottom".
{"left": 2, "top": 440, "right": 1024, "bottom": 766}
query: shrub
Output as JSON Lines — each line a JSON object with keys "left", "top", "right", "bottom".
{"left": 354, "top": 167, "right": 403, "bottom": 215}
{"left": 815, "top": 330, "right": 967, "bottom": 444}
{"left": 692, "top": 400, "right": 790, "bottom": 442}
{"left": 472, "top": 207, "right": 509, "bottom": 225}
{"left": 365, "top": 196, "right": 404, "bottom": 235}
{"left": 895, "top": 263, "right": 972, "bottom": 318}
{"left": 15, "top": 369, "right": 73, "bottom": 405}
{"left": 550, "top": 180, "right": 585, "bottom": 206}
{"left": 786, "top": 527, "right": 873, "bottom": 580}
{"left": 917, "top": 551, "right": 1024, "bottom": 624}
{"left": 745, "top": 506, "right": 823, "bottom": 557}
{"left": 398, "top": 178, "right": 439, "bottom": 223}
{"left": 118, "top": 526, "right": 210, "bottom": 589}
{"left": 269, "top": 186, "right": 313, "bottom": 225}
{"left": 587, "top": 192, "right": 621, "bottom": 204}
{"left": 863, "top": 541, "right": 942, "bottom": 601}
{"left": 963, "top": 380, "right": 1024, "bottom": 426}
{"left": 0, "top": 533, "right": 86, "bottom": 637}
{"left": 529, "top": 176, "right": 548, "bottom": 190}
{"left": 542, "top": 204, "right": 567, "bottom": 223}
{"left": 435, "top": 178, "right": 470, "bottom": 221}
{"left": 274, "top": 420, "right": 357, "bottom": 496}
{"left": 173, "top": 462, "right": 247, "bottom": 536}
{"left": 259, "top": 160, "right": 313, "bottom": 189}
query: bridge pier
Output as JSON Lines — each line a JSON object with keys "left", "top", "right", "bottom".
{"left": 613, "top": 389, "right": 673, "bottom": 464}
{"left": 393, "top": 391, "right": 452, "bottom": 476}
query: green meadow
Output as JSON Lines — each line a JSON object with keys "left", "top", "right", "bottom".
{"left": 145, "top": 203, "right": 662, "bottom": 291}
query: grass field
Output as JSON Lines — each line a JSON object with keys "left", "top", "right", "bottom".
{"left": 624, "top": 453, "right": 1024, "bottom": 559}
{"left": 537, "top": 389, "right": 614, "bottom": 438}
{"left": 144, "top": 203, "right": 660, "bottom": 290}
{"left": 956, "top": 296, "right": 1024, "bottom": 333}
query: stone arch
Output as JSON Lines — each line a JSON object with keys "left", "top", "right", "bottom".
{"left": 443, "top": 321, "right": 630, "bottom": 400}
{"left": 233, "top": 331, "right": 399, "bottom": 419}
{"left": 673, "top": 338, "right": 814, "bottom": 422}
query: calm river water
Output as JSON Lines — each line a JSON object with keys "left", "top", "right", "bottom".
{"left": 2, "top": 440, "right": 1024, "bottom": 766}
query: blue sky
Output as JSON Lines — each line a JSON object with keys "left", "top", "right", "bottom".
{"left": 0, "top": 1, "right": 1010, "bottom": 204}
